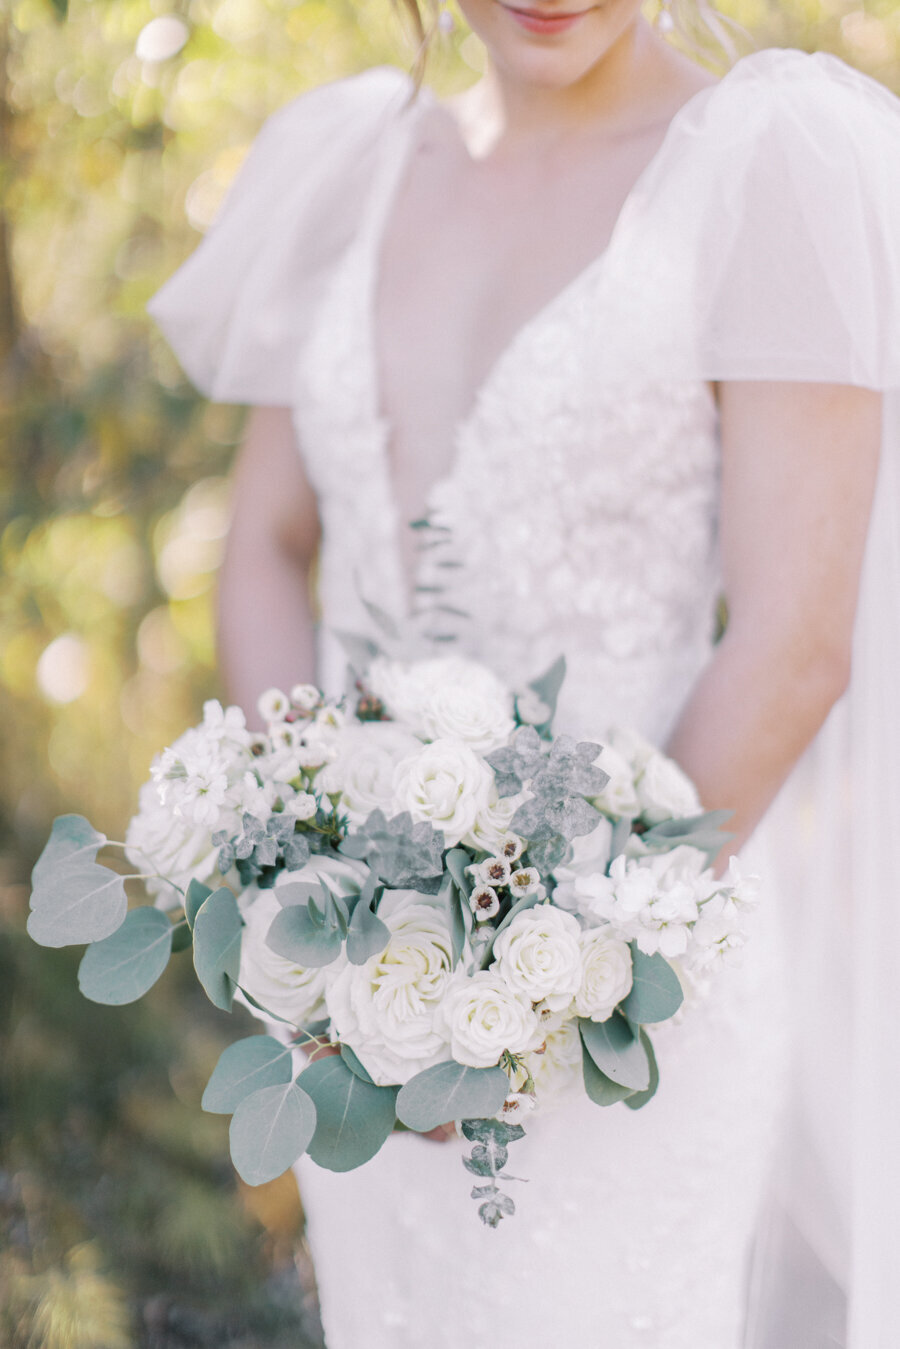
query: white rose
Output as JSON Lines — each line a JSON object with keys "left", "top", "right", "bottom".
{"left": 462, "top": 789, "right": 526, "bottom": 854}
{"left": 521, "top": 1020, "right": 583, "bottom": 1105}
{"left": 491, "top": 904, "right": 583, "bottom": 1014}
{"left": 126, "top": 780, "right": 228, "bottom": 906}
{"left": 637, "top": 752, "right": 702, "bottom": 825}
{"left": 316, "top": 722, "right": 421, "bottom": 825}
{"left": 607, "top": 726, "right": 656, "bottom": 773}
{"left": 575, "top": 929, "right": 633, "bottom": 1022}
{"left": 392, "top": 738, "right": 493, "bottom": 848}
{"left": 325, "top": 895, "right": 457, "bottom": 1086}
{"left": 238, "top": 884, "right": 331, "bottom": 1027}
{"left": 552, "top": 817, "right": 614, "bottom": 912}
{"left": 438, "top": 970, "right": 542, "bottom": 1069}
{"left": 418, "top": 678, "right": 515, "bottom": 754}
{"left": 591, "top": 743, "right": 640, "bottom": 818}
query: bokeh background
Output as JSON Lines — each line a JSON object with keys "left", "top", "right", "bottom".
{"left": 1, "top": 1, "right": 898, "bottom": 1344}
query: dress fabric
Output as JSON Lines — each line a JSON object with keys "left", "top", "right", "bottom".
{"left": 147, "top": 48, "right": 900, "bottom": 1349}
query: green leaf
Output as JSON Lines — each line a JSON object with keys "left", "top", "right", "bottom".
{"left": 445, "top": 849, "right": 472, "bottom": 896}
{"left": 608, "top": 817, "right": 634, "bottom": 860}
{"left": 229, "top": 1081, "right": 317, "bottom": 1186}
{"left": 265, "top": 903, "right": 343, "bottom": 968}
{"left": 624, "top": 1031, "right": 660, "bottom": 1111}
{"left": 640, "top": 811, "right": 733, "bottom": 864}
{"left": 527, "top": 654, "right": 567, "bottom": 727}
{"left": 340, "top": 1044, "right": 375, "bottom": 1084}
{"left": 299, "top": 1055, "right": 397, "bottom": 1171}
{"left": 77, "top": 907, "right": 173, "bottom": 1005}
{"left": 361, "top": 597, "right": 400, "bottom": 642}
{"left": 28, "top": 815, "right": 128, "bottom": 947}
{"left": 185, "top": 879, "right": 212, "bottom": 930}
{"left": 396, "top": 1061, "right": 509, "bottom": 1133}
{"left": 202, "top": 1036, "right": 294, "bottom": 1114}
{"left": 622, "top": 946, "right": 684, "bottom": 1024}
{"left": 580, "top": 1014, "right": 650, "bottom": 1091}
{"left": 346, "top": 895, "right": 389, "bottom": 966}
{"left": 460, "top": 1118, "right": 525, "bottom": 1146}
{"left": 581, "top": 1037, "right": 636, "bottom": 1107}
{"left": 171, "top": 921, "right": 193, "bottom": 954}
{"left": 193, "top": 887, "right": 243, "bottom": 1011}
{"left": 333, "top": 630, "right": 380, "bottom": 677}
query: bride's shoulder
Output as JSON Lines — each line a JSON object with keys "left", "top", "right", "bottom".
{"left": 251, "top": 64, "right": 415, "bottom": 159}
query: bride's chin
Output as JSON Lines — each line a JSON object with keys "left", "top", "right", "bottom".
{"left": 471, "top": 0, "right": 644, "bottom": 91}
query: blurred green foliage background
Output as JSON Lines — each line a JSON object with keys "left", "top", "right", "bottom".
{"left": 1, "top": 0, "right": 898, "bottom": 1344}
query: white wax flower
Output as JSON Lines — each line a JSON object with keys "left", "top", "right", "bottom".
{"left": 317, "top": 722, "right": 421, "bottom": 825}
{"left": 509, "top": 866, "right": 542, "bottom": 898}
{"left": 239, "top": 884, "right": 331, "bottom": 1027}
{"left": 325, "top": 894, "right": 456, "bottom": 1086}
{"left": 491, "top": 904, "right": 582, "bottom": 1013}
{"left": 392, "top": 737, "right": 493, "bottom": 848}
{"left": 575, "top": 929, "right": 634, "bottom": 1022}
{"left": 469, "top": 856, "right": 512, "bottom": 888}
{"left": 257, "top": 687, "right": 290, "bottom": 724}
{"left": 470, "top": 886, "right": 500, "bottom": 921}
{"left": 637, "top": 752, "right": 702, "bottom": 824}
{"left": 367, "top": 655, "right": 514, "bottom": 752}
{"left": 126, "top": 780, "right": 227, "bottom": 905}
{"left": 438, "top": 970, "right": 542, "bottom": 1069}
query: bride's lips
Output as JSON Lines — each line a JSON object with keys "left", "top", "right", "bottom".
{"left": 498, "top": 2, "right": 593, "bottom": 35}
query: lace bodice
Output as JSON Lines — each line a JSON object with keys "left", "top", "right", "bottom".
{"left": 294, "top": 106, "right": 721, "bottom": 747}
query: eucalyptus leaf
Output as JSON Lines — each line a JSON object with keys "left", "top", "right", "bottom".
{"left": 202, "top": 1035, "right": 294, "bottom": 1114}
{"left": 277, "top": 879, "right": 326, "bottom": 909}
{"left": 265, "top": 903, "right": 343, "bottom": 968}
{"left": 624, "top": 1031, "right": 660, "bottom": 1111}
{"left": 608, "top": 817, "right": 634, "bottom": 862}
{"left": 171, "top": 922, "right": 193, "bottom": 954}
{"left": 580, "top": 1014, "right": 650, "bottom": 1091}
{"left": 193, "top": 887, "right": 243, "bottom": 1011}
{"left": 340, "top": 1044, "right": 375, "bottom": 1084}
{"left": 396, "top": 1061, "right": 509, "bottom": 1133}
{"left": 485, "top": 727, "right": 544, "bottom": 797}
{"left": 527, "top": 654, "right": 567, "bottom": 726}
{"left": 581, "top": 1038, "right": 637, "bottom": 1107}
{"left": 640, "top": 810, "right": 733, "bottom": 864}
{"left": 340, "top": 810, "right": 444, "bottom": 891}
{"left": 622, "top": 946, "right": 684, "bottom": 1024}
{"left": 185, "top": 879, "right": 212, "bottom": 930}
{"left": 361, "top": 597, "right": 400, "bottom": 642}
{"left": 333, "top": 630, "right": 381, "bottom": 676}
{"left": 445, "top": 848, "right": 473, "bottom": 897}
{"left": 299, "top": 1055, "right": 397, "bottom": 1171}
{"left": 77, "top": 907, "right": 173, "bottom": 1005}
{"left": 28, "top": 814, "right": 128, "bottom": 948}
{"left": 229, "top": 1081, "right": 317, "bottom": 1186}
{"left": 346, "top": 894, "right": 389, "bottom": 965}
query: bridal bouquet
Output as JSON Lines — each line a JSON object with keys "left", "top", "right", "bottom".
{"left": 27, "top": 652, "right": 757, "bottom": 1226}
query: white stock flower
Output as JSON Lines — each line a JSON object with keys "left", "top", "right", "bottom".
{"left": 577, "top": 846, "right": 715, "bottom": 959}
{"left": 392, "top": 738, "right": 493, "bottom": 848}
{"left": 552, "top": 817, "right": 614, "bottom": 912}
{"left": 438, "top": 970, "right": 542, "bottom": 1069}
{"left": 491, "top": 904, "right": 583, "bottom": 1014}
{"left": 575, "top": 929, "right": 633, "bottom": 1022}
{"left": 257, "top": 687, "right": 290, "bottom": 724}
{"left": 201, "top": 699, "right": 250, "bottom": 747}
{"left": 238, "top": 885, "right": 331, "bottom": 1027}
{"left": 591, "top": 743, "right": 640, "bottom": 818}
{"left": 637, "top": 752, "right": 702, "bottom": 825}
{"left": 367, "top": 655, "right": 514, "bottom": 752}
{"left": 151, "top": 738, "right": 231, "bottom": 829}
{"left": 325, "top": 894, "right": 456, "bottom": 1086}
{"left": 126, "top": 780, "right": 227, "bottom": 905}
{"left": 317, "top": 722, "right": 421, "bottom": 825}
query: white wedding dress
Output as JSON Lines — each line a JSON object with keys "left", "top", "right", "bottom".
{"left": 149, "top": 48, "right": 900, "bottom": 1349}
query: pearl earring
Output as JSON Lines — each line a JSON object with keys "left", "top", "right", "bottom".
{"left": 656, "top": 0, "right": 675, "bottom": 33}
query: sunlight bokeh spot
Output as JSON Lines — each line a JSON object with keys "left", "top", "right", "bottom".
{"left": 36, "top": 634, "right": 91, "bottom": 704}
{"left": 136, "top": 15, "right": 191, "bottom": 63}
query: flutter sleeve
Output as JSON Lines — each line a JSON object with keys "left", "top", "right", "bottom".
{"left": 146, "top": 66, "right": 413, "bottom": 405}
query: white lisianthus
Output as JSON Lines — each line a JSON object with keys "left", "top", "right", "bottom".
{"left": 636, "top": 752, "right": 702, "bottom": 825}
{"left": 126, "top": 780, "right": 227, "bottom": 905}
{"left": 591, "top": 743, "right": 640, "bottom": 818}
{"left": 392, "top": 738, "right": 493, "bottom": 848}
{"left": 552, "top": 816, "right": 615, "bottom": 913}
{"left": 367, "top": 656, "right": 514, "bottom": 752}
{"left": 577, "top": 845, "right": 715, "bottom": 959}
{"left": 257, "top": 687, "right": 290, "bottom": 724}
{"left": 325, "top": 895, "right": 456, "bottom": 1086}
{"left": 491, "top": 904, "right": 583, "bottom": 1013}
{"left": 575, "top": 929, "right": 633, "bottom": 1022}
{"left": 317, "top": 722, "right": 421, "bottom": 825}
{"left": 290, "top": 683, "right": 320, "bottom": 712}
{"left": 438, "top": 970, "right": 542, "bottom": 1069}
{"left": 238, "top": 885, "right": 331, "bottom": 1027}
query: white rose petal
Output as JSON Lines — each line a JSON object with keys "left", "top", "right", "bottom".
{"left": 491, "top": 904, "right": 583, "bottom": 1013}
{"left": 637, "top": 752, "right": 702, "bottom": 825}
{"left": 438, "top": 970, "right": 542, "bottom": 1069}
{"left": 591, "top": 743, "right": 640, "bottom": 818}
{"left": 575, "top": 929, "right": 633, "bottom": 1022}
{"left": 367, "top": 656, "right": 514, "bottom": 753}
{"left": 317, "top": 722, "right": 421, "bottom": 825}
{"left": 392, "top": 738, "right": 493, "bottom": 848}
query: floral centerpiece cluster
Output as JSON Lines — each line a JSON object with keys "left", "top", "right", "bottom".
{"left": 27, "top": 650, "right": 757, "bottom": 1226}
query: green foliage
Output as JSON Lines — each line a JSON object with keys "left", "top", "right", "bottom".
{"left": 77, "top": 904, "right": 174, "bottom": 1004}
{"left": 579, "top": 1013, "right": 651, "bottom": 1091}
{"left": 622, "top": 945, "right": 685, "bottom": 1024}
{"left": 624, "top": 1030, "right": 660, "bottom": 1111}
{"left": 192, "top": 886, "right": 242, "bottom": 1010}
{"left": 340, "top": 808, "right": 445, "bottom": 891}
{"left": 581, "top": 1036, "right": 638, "bottom": 1107}
{"left": 298, "top": 1054, "right": 398, "bottom": 1172}
{"left": 228, "top": 1081, "right": 317, "bottom": 1186}
{"left": 345, "top": 889, "right": 390, "bottom": 965}
{"left": 265, "top": 891, "right": 346, "bottom": 967}
{"left": 640, "top": 809, "right": 734, "bottom": 864}
{"left": 28, "top": 815, "right": 127, "bottom": 946}
{"left": 395, "top": 1060, "right": 510, "bottom": 1132}
{"left": 459, "top": 1118, "right": 526, "bottom": 1226}
{"left": 201, "top": 1034, "right": 294, "bottom": 1113}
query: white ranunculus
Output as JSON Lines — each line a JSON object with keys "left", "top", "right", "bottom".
{"left": 491, "top": 904, "right": 583, "bottom": 1014}
{"left": 392, "top": 737, "right": 493, "bottom": 848}
{"left": 316, "top": 722, "right": 421, "bottom": 825}
{"left": 438, "top": 970, "right": 543, "bottom": 1069}
{"left": 637, "top": 752, "right": 702, "bottom": 825}
{"left": 325, "top": 895, "right": 457, "bottom": 1086}
{"left": 552, "top": 817, "right": 614, "bottom": 912}
{"left": 367, "top": 656, "right": 514, "bottom": 750}
{"left": 238, "top": 885, "right": 332, "bottom": 1027}
{"left": 591, "top": 743, "right": 640, "bottom": 818}
{"left": 126, "top": 780, "right": 228, "bottom": 906}
{"left": 575, "top": 929, "right": 633, "bottom": 1022}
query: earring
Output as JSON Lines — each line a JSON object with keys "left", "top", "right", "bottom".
{"left": 437, "top": 0, "right": 455, "bottom": 33}
{"left": 656, "top": 0, "right": 675, "bottom": 33}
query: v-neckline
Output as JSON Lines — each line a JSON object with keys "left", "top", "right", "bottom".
{"left": 357, "top": 66, "right": 725, "bottom": 611}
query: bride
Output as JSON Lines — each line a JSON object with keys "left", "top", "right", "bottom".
{"left": 148, "top": 2, "right": 900, "bottom": 1345}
